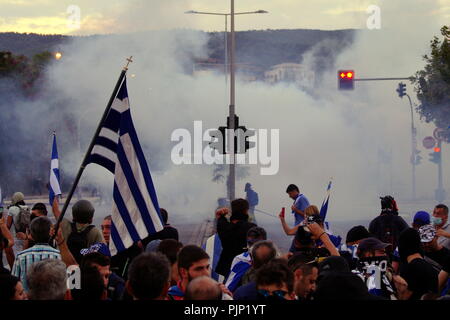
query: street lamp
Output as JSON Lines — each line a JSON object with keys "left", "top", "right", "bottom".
{"left": 185, "top": 8, "right": 268, "bottom": 102}
{"left": 186, "top": 5, "right": 268, "bottom": 201}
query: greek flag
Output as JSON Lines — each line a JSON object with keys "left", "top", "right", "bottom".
{"left": 86, "top": 77, "right": 163, "bottom": 255}
{"left": 320, "top": 180, "right": 332, "bottom": 221}
{"left": 203, "top": 234, "right": 224, "bottom": 283}
{"left": 49, "top": 133, "right": 62, "bottom": 206}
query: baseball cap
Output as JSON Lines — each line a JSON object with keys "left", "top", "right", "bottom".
{"left": 346, "top": 226, "right": 370, "bottom": 243}
{"left": 11, "top": 192, "right": 24, "bottom": 205}
{"left": 318, "top": 256, "right": 350, "bottom": 276}
{"left": 413, "top": 211, "right": 430, "bottom": 227}
{"left": 80, "top": 242, "right": 111, "bottom": 257}
{"left": 358, "top": 237, "right": 391, "bottom": 252}
{"left": 418, "top": 224, "right": 436, "bottom": 243}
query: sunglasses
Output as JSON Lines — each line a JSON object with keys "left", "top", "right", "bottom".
{"left": 257, "top": 289, "right": 288, "bottom": 300}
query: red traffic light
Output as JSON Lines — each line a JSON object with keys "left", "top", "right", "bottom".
{"left": 434, "top": 147, "right": 441, "bottom": 153}
{"left": 338, "top": 70, "right": 355, "bottom": 90}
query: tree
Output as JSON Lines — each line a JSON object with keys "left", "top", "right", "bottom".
{"left": 413, "top": 26, "right": 450, "bottom": 142}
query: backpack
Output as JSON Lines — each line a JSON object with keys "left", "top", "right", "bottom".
{"left": 13, "top": 205, "right": 31, "bottom": 233}
{"left": 375, "top": 214, "right": 398, "bottom": 252}
{"left": 66, "top": 222, "right": 95, "bottom": 263}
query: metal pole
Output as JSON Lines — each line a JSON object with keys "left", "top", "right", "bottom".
{"left": 438, "top": 140, "right": 444, "bottom": 201}
{"left": 225, "top": 14, "right": 228, "bottom": 103}
{"left": 50, "top": 60, "right": 131, "bottom": 241}
{"left": 228, "top": 0, "right": 236, "bottom": 201}
{"left": 406, "top": 94, "right": 416, "bottom": 200}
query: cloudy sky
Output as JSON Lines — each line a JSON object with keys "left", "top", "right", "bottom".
{"left": 0, "top": 0, "right": 449, "bottom": 34}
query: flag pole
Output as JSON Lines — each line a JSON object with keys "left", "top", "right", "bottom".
{"left": 51, "top": 57, "right": 133, "bottom": 242}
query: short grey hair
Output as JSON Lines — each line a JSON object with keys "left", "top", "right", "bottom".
{"left": 27, "top": 259, "right": 67, "bottom": 300}
{"left": 251, "top": 240, "right": 279, "bottom": 269}
{"left": 185, "top": 276, "right": 222, "bottom": 300}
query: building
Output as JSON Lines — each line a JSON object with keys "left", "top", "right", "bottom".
{"left": 264, "top": 63, "right": 315, "bottom": 89}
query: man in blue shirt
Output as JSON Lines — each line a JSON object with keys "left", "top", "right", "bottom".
{"left": 286, "top": 184, "right": 310, "bottom": 226}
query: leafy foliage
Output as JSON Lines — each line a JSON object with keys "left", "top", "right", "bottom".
{"left": 413, "top": 26, "right": 450, "bottom": 142}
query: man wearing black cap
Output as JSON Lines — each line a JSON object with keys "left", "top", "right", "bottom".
{"left": 354, "top": 237, "right": 398, "bottom": 299}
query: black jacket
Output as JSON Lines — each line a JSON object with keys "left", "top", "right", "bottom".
{"left": 369, "top": 213, "right": 409, "bottom": 250}
{"left": 215, "top": 216, "right": 256, "bottom": 277}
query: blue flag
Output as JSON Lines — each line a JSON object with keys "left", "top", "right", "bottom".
{"left": 320, "top": 180, "right": 332, "bottom": 221}
{"left": 49, "top": 133, "right": 62, "bottom": 206}
{"left": 86, "top": 77, "right": 164, "bottom": 256}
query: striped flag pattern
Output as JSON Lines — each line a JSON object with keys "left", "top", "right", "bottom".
{"left": 203, "top": 234, "right": 224, "bottom": 283}
{"left": 49, "top": 133, "right": 62, "bottom": 206}
{"left": 86, "top": 77, "right": 163, "bottom": 255}
{"left": 319, "top": 180, "right": 332, "bottom": 221}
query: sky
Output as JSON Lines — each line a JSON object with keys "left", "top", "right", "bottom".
{"left": 0, "top": 0, "right": 449, "bottom": 34}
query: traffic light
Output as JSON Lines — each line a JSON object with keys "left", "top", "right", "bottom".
{"left": 208, "top": 127, "right": 226, "bottom": 154}
{"left": 396, "top": 82, "right": 406, "bottom": 98}
{"left": 338, "top": 70, "right": 354, "bottom": 90}
{"left": 411, "top": 149, "right": 422, "bottom": 165}
{"left": 429, "top": 147, "right": 441, "bottom": 164}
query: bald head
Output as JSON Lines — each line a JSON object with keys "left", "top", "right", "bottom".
{"left": 184, "top": 276, "right": 222, "bottom": 300}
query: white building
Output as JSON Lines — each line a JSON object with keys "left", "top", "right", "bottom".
{"left": 264, "top": 63, "right": 315, "bottom": 89}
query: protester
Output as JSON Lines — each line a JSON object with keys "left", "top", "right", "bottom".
{"left": 419, "top": 224, "right": 450, "bottom": 271}
{"left": 255, "top": 259, "right": 296, "bottom": 300}
{"left": 338, "top": 225, "right": 370, "bottom": 269}
{"left": 11, "top": 216, "right": 61, "bottom": 292}
{"left": 52, "top": 199, "right": 104, "bottom": 264}
{"left": 168, "top": 245, "right": 211, "bottom": 300}
{"left": 157, "top": 239, "right": 183, "bottom": 286}
{"left": 397, "top": 228, "right": 439, "bottom": 300}
{"left": 0, "top": 214, "right": 14, "bottom": 273}
{"left": 226, "top": 226, "right": 267, "bottom": 292}
{"left": 432, "top": 204, "right": 450, "bottom": 250}
{"left": 232, "top": 240, "right": 278, "bottom": 300}
{"left": 185, "top": 276, "right": 223, "bottom": 300}
{"left": 5, "top": 192, "right": 29, "bottom": 267}
{"left": 245, "top": 183, "right": 259, "bottom": 224}
{"left": 80, "top": 248, "right": 125, "bottom": 301}
{"left": 101, "top": 215, "right": 142, "bottom": 279}
{"left": 354, "top": 237, "right": 397, "bottom": 299}
{"left": 368, "top": 195, "right": 409, "bottom": 254}
{"left": 0, "top": 274, "right": 27, "bottom": 300}
{"left": 285, "top": 184, "right": 310, "bottom": 226}
{"left": 412, "top": 211, "right": 431, "bottom": 230}
{"left": 287, "top": 253, "right": 318, "bottom": 300}
{"left": 27, "top": 259, "right": 68, "bottom": 300}
{"left": 71, "top": 266, "right": 108, "bottom": 300}
{"left": 215, "top": 199, "right": 256, "bottom": 277}
{"left": 142, "top": 208, "right": 179, "bottom": 247}
{"left": 126, "top": 252, "right": 171, "bottom": 300}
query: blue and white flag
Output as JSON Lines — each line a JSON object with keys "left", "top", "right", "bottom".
{"left": 203, "top": 233, "right": 224, "bottom": 283}
{"left": 320, "top": 180, "right": 332, "bottom": 222}
{"left": 49, "top": 133, "right": 62, "bottom": 206}
{"left": 86, "top": 77, "right": 163, "bottom": 256}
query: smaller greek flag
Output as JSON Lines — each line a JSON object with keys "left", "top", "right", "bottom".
{"left": 49, "top": 133, "right": 62, "bottom": 206}
{"left": 203, "top": 234, "right": 224, "bottom": 283}
{"left": 320, "top": 180, "right": 332, "bottom": 221}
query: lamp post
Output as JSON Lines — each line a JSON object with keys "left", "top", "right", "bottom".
{"left": 186, "top": 5, "right": 267, "bottom": 201}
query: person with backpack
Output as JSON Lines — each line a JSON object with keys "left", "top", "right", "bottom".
{"left": 5, "top": 192, "right": 30, "bottom": 267}
{"left": 52, "top": 199, "right": 104, "bottom": 264}
{"left": 369, "top": 196, "right": 409, "bottom": 256}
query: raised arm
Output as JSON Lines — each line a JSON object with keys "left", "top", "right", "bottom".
{"left": 308, "top": 222, "right": 340, "bottom": 256}
{"left": 52, "top": 225, "right": 78, "bottom": 267}
{"left": 52, "top": 197, "right": 62, "bottom": 220}
{"left": 0, "top": 215, "right": 14, "bottom": 248}
{"left": 279, "top": 210, "right": 299, "bottom": 235}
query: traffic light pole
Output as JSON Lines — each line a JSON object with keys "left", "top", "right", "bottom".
{"left": 437, "top": 140, "right": 444, "bottom": 202}
{"left": 406, "top": 94, "right": 417, "bottom": 200}
{"left": 228, "top": 0, "right": 236, "bottom": 201}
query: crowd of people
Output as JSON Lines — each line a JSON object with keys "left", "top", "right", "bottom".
{"left": 0, "top": 184, "right": 449, "bottom": 301}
